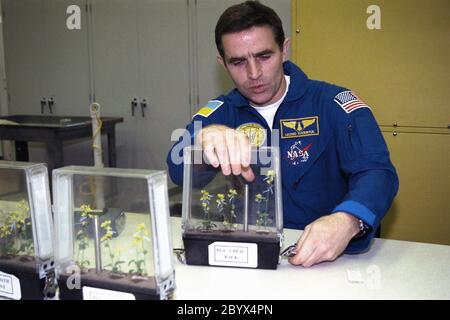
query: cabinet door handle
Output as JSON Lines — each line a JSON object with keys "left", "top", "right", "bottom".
{"left": 48, "top": 97, "right": 55, "bottom": 114}
{"left": 40, "top": 97, "right": 47, "bottom": 114}
{"left": 141, "top": 99, "right": 147, "bottom": 117}
{"left": 131, "top": 98, "right": 138, "bottom": 116}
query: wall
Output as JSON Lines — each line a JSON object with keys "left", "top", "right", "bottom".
{"left": 291, "top": 0, "right": 450, "bottom": 244}
{"left": 0, "top": 1, "right": 13, "bottom": 160}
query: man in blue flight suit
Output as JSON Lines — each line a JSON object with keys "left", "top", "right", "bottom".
{"left": 167, "top": 1, "right": 398, "bottom": 267}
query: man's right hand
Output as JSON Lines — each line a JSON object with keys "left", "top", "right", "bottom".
{"left": 196, "top": 124, "right": 255, "bottom": 182}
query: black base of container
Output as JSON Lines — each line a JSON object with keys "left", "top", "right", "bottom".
{"left": 183, "top": 229, "right": 280, "bottom": 269}
{"left": 58, "top": 270, "right": 162, "bottom": 300}
{"left": 0, "top": 256, "right": 45, "bottom": 300}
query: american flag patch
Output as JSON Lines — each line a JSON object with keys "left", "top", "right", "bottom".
{"left": 334, "top": 91, "right": 369, "bottom": 114}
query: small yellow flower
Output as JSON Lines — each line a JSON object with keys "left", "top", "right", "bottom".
{"left": 132, "top": 235, "right": 143, "bottom": 247}
{"left": 17, "top": 200, "right": 30, "bottom": 213}
{"left": 227, "top": 189, "right": 237, "bottom": 198}
{"left": 16, "top": 219, "right": 24, "bottom": 228}
{"left": 255, "top": 193, "right": 266, "bottom": 202}
{"left": 80, "top": 204, "right": 94, "bottom": 219}
{"left": 264, "top": 170, "right": 275, "bottom": 184}
{"left": 101, "top": 230, "right": 113, "bottom": 242}
{"left": 0, "top": 225, "right": 11, "bottom": 238}
{"left": 80, "top": 204, "right": 92, "bottom": 213}
{"left": 136, "top": 223, "right": 145, "bottom": 232}
{"left": 101, "top": 220, "right": 111, "bottom": 229}
{"left": 200, "top": 190, "right": 213, "bottom": 202}
{"left": 136, "top": 223, "right": 149, "bottom": 236}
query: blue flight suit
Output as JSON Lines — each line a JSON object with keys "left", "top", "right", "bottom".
{"left": 167, "top": 61, "right": 398, "bottom": 254}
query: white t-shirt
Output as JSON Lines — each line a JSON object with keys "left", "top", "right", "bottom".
{"left": 251, "top": 75, "right": 290, "bottom": 129}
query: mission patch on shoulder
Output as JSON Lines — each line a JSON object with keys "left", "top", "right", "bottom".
{"left": 194, "top": 100, "right": 224, "bottom": 118}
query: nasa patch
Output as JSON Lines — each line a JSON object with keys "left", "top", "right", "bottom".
{"left": 285, "top": 140, "right": 312, "bottom": 166}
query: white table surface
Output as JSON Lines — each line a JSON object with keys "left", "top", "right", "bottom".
{"left": 1, "top": 216, "right": 448, "bottom": 300}
{"left": 169, "top": 218, "right": 450, "bottom": 300}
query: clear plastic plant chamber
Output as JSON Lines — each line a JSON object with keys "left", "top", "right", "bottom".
{"left": 53, "top": 166, "right": 174, "bottom": 300}
{"left": 182, "top": 146, "right": 283, "bottom": 269}
{"left": 0, "top": 161, "right": 55, "bottom": 300}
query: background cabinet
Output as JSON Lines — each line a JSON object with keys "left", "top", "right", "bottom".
{"left": 292, "top": 0, "right": 450, "bottom": 244}
{"left": 382, "top": 129, "right": 449, "bottom": 245}
{"left": 2, "top": 0, "right": 92, "bottom": 164}
{"left": 90, "top": 0, "right": 191, "bottom": 172}
{"left": 2, "top": 0, "right": 91, "bottom": 116}
{"left": 0, "top": 0, "right": 292, "bottom": 182}
{"left": 292, "top": 0, "right": 449, "bottom": 129}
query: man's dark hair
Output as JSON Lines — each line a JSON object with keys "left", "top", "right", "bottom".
{"left": 215, "top": 1, "right": 285, "bottom": 60}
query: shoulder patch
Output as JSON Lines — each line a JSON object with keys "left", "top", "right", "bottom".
{"left": 334, "top": 91, "right": 370, "bottom": 114}
{"left": 194, "top": 100, "right": 224, "bottom": 118}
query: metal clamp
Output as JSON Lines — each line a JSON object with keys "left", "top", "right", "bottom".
{"left": 42, "top": 269, "right": 57, "bottom": 299}
{"left": 280, "top": 244, "right": 297, "bottom": 257}
{"left": 39, "top": 259, "right": 57, "bottom": 299}
{"left": 173, "top": 248, "right": 186, "bottom": 264}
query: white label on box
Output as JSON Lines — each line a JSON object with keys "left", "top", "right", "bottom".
{"left": 208, "top": 242, "right": 258, "bottom": 268}
{"left": 0, "top": 271, "right": 22, "bottom": 300}
{"left": 82, "top": 286, "right": 136, "bottom": 300}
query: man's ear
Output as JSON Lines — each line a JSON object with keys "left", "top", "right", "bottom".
{"left": 282, "top": 38, "right": 290, "bottom": 62}
{"left": 217, "top": 54, "right": 227, "bottom": 70}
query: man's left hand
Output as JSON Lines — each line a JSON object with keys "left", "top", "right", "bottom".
{"left": 288, "top": 212, "right": 361, "bottom": 268}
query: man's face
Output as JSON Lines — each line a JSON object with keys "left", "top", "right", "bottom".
{"left": 218, "top": 26, "right": 289, "bottom": 107}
